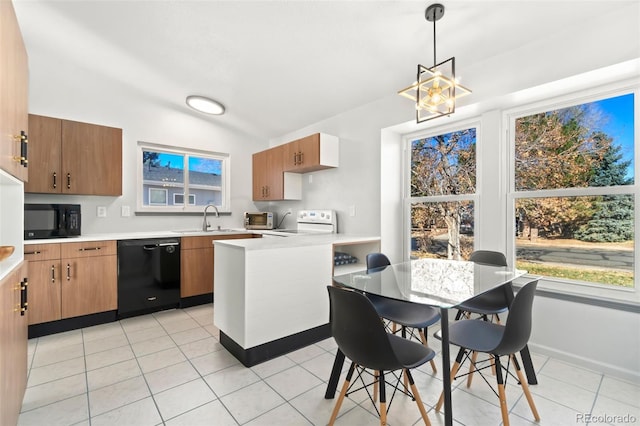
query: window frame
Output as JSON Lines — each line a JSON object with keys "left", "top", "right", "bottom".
{"left": 136, "top": 141, "right": 231, "bottom": 214}
{"left": 505, "top": 86, "right": 638, "bottom": 303}
{"left": 403, "top": 119, "right": 481, "bottom": 260}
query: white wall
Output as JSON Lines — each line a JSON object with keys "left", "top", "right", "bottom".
{"left": 25, "top": 48, "right": 265, "bottom": 233}
{"left": 24, "top": 1, "right": 639, "bottom": 381}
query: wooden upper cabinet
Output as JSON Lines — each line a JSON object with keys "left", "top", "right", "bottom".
{"left": 25, "top": 114, "right": 123, "bottom": 195}
{"left": 0, "top": 0, "right": 29, "bottom": 182}
{"left": 24, "top": 115, "right": 61, "bottom": 192}
{"left": 282, "top": 133, "right": 339, "bottom": 173}
{"left": 252, "top": 145, "right": 296, "bottom": 201}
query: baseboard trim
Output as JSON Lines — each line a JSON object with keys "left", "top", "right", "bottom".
{"left": 220, "top": 324, "right": 331, "bottom": 367}
{"left": 527, "top": 342, "right": 640, "bottom": 384}
{"left": 28, "top": 311, "right": 117, "bottom": 338}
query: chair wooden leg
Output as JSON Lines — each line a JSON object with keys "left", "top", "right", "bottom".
{"left": 379, "top": 371, "right": 387, "bottom": 426}
{"left": 466, "top": 350, "right": 478, "bottom": 387}
{"left": 511, "top": 354, "right": 540, "bottom": 421}
{"left": 329, "top": 362, "right": 356, "bottom": 425}
{"left": 419, "top": 330, "right": 437, "bottom": 373}
{"left": 494, "top": 356, "right": 510, "bottom": 426}
{"left": 406, "top": 369, "right": 432, "bottom": 426}
{"left": 374, "top": 370, "right": 379, "bottom": 403}
{"left": 436, "top": 360, "right": 461, "bottom": 412}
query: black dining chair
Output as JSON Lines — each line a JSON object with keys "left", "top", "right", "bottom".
{"left": 365, "top": 253, "right": 440, "bottom": 373}
{"left": 456, "top": 250, "right": 510, "bottom": 322}
{"left": 435, "top": 280, "right": 541, "bottom": 426}
{"left": 326, "top": 285, "right": 434, "bottom": 426}
{"left": 457, "top": 250, "right": 512, "bottom": 384}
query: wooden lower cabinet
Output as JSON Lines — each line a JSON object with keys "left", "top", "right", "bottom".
{"left": 27, "top": 259, "right": 62, "bottom": 324}
{"left": 62, "top": 254, "right": 117, "bottom": 318}
{"left": 24, "top": 241, "right": 117, "bottom": 325}
{"left": 0, "top": 262, "right": 28, "bottom": 426}
{"left": 181, "top": 234, "right": 257, "bottom": 298}
{"left": 181, "top": 245, "right": 214, "bottom": 298}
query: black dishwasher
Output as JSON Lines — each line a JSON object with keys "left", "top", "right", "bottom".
{"left": 117, "top": 238, "right": 181, "bottom": 319}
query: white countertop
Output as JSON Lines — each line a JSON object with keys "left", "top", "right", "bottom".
{"left": 213, "top": 234, "right": 380, "bottom": 250}
{"left": 23, "top": 229, "right": 255, "bottom": 244}
{"left": 24, "top": 231, "right": 380, "bottom": 248}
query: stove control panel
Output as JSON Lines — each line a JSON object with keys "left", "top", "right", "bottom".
{"left": 297, "top": 209, "right": 335, "bottom": 224}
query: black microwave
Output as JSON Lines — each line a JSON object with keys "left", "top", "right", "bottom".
{"left": 24, "top": 204, "right": 81, "bottom": 240}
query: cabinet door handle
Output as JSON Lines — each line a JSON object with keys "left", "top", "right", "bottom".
{"left": 66, "top": 263, "right": 71, "bottom": 281}
{"left": 53, "top": 172, "right": 57, "bottom": 189}
{"left": 24, "top": 250, "right": 42, "bottom": 255}
{"left": 293, "top": 153, "right": 297, "bottom": 165}
{"left": 20, "top": 131, "right": 28, "bottom": 167}
{"left": 12, "top": 131, "right": 28, "bottom": 167}
{"left": 79, "top": 247, "right": 101, "bottom": 252}
{"left": 20, "top": 278, "right": 28, "bottom": 316}
{"left": 299, "top": 151, "right": 303, "bottom": 164}
{"left": 67, "top": 173, "right": 71, "bottom": 189}
{"left": 51, "top": 264, "right": 56, "bottom": 283}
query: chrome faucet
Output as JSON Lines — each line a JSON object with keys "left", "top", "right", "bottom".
{"left": 202, "top": 204, "right": 220, "bottom": 231}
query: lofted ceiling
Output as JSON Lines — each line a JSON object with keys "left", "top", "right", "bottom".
{"left": 13, "top": 0, "right": 639, "bottom": 139}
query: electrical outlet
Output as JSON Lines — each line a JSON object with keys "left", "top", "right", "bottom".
{"left": 308, "top": 174, "right": 313, "bottom": 183}
{"left": 349, "top": 205, "right": 356, "bottom": 217}
{"left": 97, "top": 206, "right": 107, "bottom": 218}
{"left": 121, "top": 205, "right": 131, "bottom": 217}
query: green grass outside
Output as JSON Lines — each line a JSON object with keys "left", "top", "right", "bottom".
{"left": 516, "top": 261, "right": 634, "bottom": 288}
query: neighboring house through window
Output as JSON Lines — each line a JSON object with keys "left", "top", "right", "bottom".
{"left": 137, "top": 142, "right": 230, "bottom": 213}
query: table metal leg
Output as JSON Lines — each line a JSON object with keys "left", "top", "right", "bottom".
{"left": 504, "top": 282, "right": 538, "bottom": 385}
{"left": 520, "top": 345, "right": 538, "bottom": 385}
{"left": 440, "top": 308, "right": 453, "bottom": 426}
{"left": 324, "top": 348, "right": 345, "bottom": 399}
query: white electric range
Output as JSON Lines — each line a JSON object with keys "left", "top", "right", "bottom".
{"left": 261, "top": 209, "right": 337, "bottom": 237}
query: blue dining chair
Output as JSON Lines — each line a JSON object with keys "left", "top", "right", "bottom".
{"left": 327, "top": 285, "right": 434, "bottom": 425}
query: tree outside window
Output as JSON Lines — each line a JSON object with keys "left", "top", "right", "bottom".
{"left": 410, "top": 127, "right": 477, "bottom": 260}
{"left": 513, "top": 93, "right": 635, "bottom": 288}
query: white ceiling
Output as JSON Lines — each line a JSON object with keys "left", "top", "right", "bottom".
{"left": 13, "top": 0, "right": 639, "bottom": 139}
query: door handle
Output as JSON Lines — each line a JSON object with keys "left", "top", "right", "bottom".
{"left": 67, "top": 173, "right": 71, "bottom": 189}
{"left": 53, "top": 171, "right": 57, "bottom": 189}
{"left": 66, "top": 263, "right": 71, "bottom": 281}
{"left": 20, "top": 278, "right": 28, "bottom": 316}
{"left": 51, "top": 264, "right": 56, "bottom": 283}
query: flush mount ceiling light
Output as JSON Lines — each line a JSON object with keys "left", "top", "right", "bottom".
{"left": 185, "top": 95, "right": 226, "bottom": 115}
{"left": 398, "top": 3, "right": 471, "bottom": 123}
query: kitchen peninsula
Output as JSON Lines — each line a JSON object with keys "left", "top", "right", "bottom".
{"left": 213, "top": 234, "right": 380, "bottom": 366}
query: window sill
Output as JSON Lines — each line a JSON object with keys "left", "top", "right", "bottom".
{"left": 513, "top": 275, "right": 640, "bottom": 313}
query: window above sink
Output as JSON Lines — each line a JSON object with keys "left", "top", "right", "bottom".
{"left": 136, "top": 142, "right": 230, "bottom": 214}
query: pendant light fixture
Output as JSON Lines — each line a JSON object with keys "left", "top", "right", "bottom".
{"left": 398, "top": 3, "right": 471, "bottom": 123}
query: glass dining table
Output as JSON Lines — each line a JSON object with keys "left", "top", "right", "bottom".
{"left": 328, "top": 257, "right": 537, "bottom": 426}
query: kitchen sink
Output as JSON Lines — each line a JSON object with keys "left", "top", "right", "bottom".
{"left": 171, "top": 228, "right": 240, "bottom": 234}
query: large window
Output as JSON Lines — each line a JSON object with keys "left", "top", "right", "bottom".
{"left": 408, "top": 125, "right": 477, "bottom": 260}
{"left": 137, "top": 142, "right": 230, "bottom": 213}
{"left": 511, "top": 92, "right": 635, "bottom": 290}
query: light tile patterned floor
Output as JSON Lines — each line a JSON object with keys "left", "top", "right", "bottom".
{"left": 18, "top": 304, "right": 640, "bottom": 425}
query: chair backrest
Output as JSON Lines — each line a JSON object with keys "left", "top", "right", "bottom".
{"left": 493, "top": 280, "right": 538, "bottom": 355}
{"left": 327, "top": 285, "right": 402, "bottom": 371}
{"left": 366, "top": 252, "right": 391, "bottom": 272}
{"left": 469, "top": 250, "right": 508, "bottom": 267}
